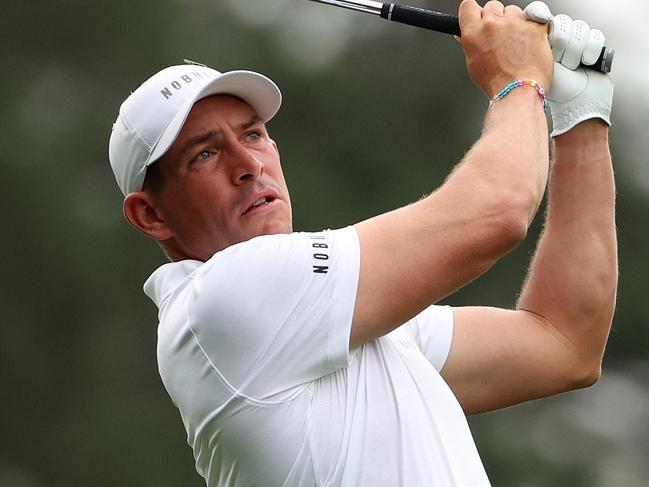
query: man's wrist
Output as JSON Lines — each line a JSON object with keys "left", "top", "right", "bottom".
{"left": 488, "top": 73, "right": 551, "bottom": 99}
{"left": 553, "top": 119, "right": 610, "bottom": 165}
{"left": 554, "top": 119, "right": 609, "bottom": 146}
{"left": 489, "top": 79, "right": 549, "bottom": 112}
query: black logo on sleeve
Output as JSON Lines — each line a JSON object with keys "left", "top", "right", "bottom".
{"left": 310, "top": 234, "right": 330, "bottom": 274}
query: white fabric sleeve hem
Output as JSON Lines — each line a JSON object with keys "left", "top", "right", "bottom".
{"left": 327, "top": 226, "right": 361, "bottom": 370}
{"left": 405, "top": 305, "right": 455, "bottom": 372}
{"left": 433, "top": 306, "right": 454, "bottom": 371}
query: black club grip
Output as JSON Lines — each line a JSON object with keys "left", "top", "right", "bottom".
{"left": 379, "top": 3, "right": 614, "bottom": 73}
{"left": 380, "top": 3, "right": 460, "bottom": 36}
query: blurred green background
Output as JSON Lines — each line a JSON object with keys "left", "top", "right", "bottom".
{"left": 1, "top": 0, "right": 647, "bottom": 485}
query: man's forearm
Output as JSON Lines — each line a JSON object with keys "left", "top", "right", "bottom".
{"left": 517, "top": 120, "right": 618, "bottom": 381}
{"left": 351, "top": 89, "right": 552, "bottom": 347}
{"left": 443, "top": 88, "right": 550, "bottom": 234}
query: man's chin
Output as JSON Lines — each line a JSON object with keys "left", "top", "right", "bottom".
{"left": 254, "top": 219, "right": 293, "bottom": 238}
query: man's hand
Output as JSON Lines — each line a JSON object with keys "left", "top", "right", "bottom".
{"left": 523, "top": 2, "right": 615, "bottom": 137}
{"left": 459, "top": 0, "right": 554, "bottom": 97}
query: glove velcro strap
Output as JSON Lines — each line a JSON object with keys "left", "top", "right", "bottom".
{"left": 551, "top": 102, "right": 612, "bottom": 137}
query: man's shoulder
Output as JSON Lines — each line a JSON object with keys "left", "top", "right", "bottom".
{"left": 201, "top": 227, "right": 358, "bottom": 276}
{"left": 143, "top": 259, "right": 202, "bottom": 308}
{"left": 145, "top": 227, "right": 359, "bottom": 312}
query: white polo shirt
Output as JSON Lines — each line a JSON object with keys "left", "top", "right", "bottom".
{"left": 144, "top": 227, "right": 490, "bottom": 486}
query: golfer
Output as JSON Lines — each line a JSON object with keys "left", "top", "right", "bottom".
{"left": 108, "top": 1, "right": 617, "bottom": 485}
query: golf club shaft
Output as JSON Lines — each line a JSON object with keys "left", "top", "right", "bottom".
{"left": 307, "top": 0, "right": 615, "bottom": 73}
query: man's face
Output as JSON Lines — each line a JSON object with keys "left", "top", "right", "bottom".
{"left": 149, "top": 95, "right": 293, "bottom": 261}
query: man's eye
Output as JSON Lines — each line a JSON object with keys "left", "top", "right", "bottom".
{"left": 246, "top": 131, "right": 262, "bottom": 141}
{"left": 195, "top": 150, "right": 213, "bottom": 161}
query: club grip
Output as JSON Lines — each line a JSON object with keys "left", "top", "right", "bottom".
{"left": 379, "top": 3, "right": 614, "bottom": 73}
{"left": 593, "top": 47, "right": 615, "bottom": 74}
{"left": 380, "top": 3, "right": 460, "bottom": 36}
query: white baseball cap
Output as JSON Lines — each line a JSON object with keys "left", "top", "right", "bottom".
{"left": 109, "top": 63, "right": 282, "bottom": 195}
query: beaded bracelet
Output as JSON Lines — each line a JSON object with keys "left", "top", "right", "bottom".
{"left": 489, "top": 79, "right": 549, "bottom": 112}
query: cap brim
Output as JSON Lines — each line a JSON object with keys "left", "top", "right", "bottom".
{"left": 147, "top": 70, "right": 282, "bottom": 167}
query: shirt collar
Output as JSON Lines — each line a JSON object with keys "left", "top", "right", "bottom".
{"left": 143, "top": 259, "right": 202, "bottom": 308}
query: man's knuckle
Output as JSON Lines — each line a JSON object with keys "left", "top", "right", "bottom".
{"left": 482, "top": 17, "right": 500, "bottom": 30}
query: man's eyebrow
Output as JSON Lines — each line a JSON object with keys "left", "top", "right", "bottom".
{"left": 239, "top": 115, "right": 263, "bottom": 131}
{"left": 180, "top": 116, "right": 264, "bottom": 155}
{"left": 181, "top": 131, "right": 219, "bottom": 155}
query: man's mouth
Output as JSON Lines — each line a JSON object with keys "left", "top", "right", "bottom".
{"left": 243, "top": 195, "right": 278, "bottom": 215}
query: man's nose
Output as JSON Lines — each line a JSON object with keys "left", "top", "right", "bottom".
{"left": 228, "top": 142, "right": 263, "bottom": 185}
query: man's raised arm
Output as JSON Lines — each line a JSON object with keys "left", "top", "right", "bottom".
{"left": 351, "top": 0, "right": 554, "bottom": 348}
{"left": 441, "top": 11, "right": 617, "bottom": 414}
{"left": 445, "top": 119, "right": 616, "bottom": 414}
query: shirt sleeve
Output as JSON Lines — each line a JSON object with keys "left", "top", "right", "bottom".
{"left": 186, "top": 227, "right": 360, "bottom": 400}
{"left": 402, "top": 305, "right": 454, "bottom": 372}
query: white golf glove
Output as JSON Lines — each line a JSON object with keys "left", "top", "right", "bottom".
{"left": 524, "top": 1, "right": 615, "bottom": 137}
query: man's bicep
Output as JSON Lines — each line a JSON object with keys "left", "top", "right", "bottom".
{"left": 349, "top": 191, "right": 521, "bottom": 350}
{"left": 441, "top": 306, "right": 580, "bottom": 415}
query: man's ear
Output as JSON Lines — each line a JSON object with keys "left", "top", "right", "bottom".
{"left": 123, "top": 192, "right": 173, "bottom": 241}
